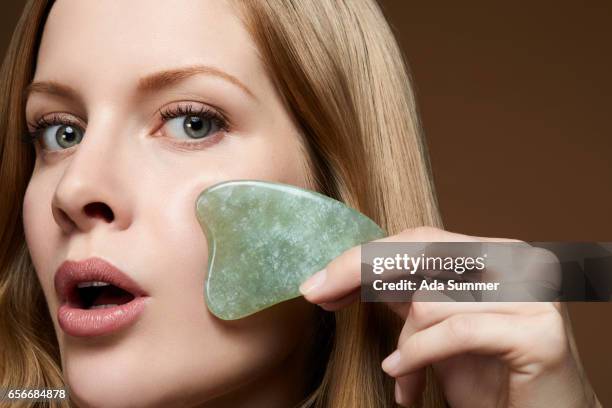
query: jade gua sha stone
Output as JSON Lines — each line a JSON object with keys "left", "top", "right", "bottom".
{"left": 195, "top": 180, "right": 386, "bottom": 320}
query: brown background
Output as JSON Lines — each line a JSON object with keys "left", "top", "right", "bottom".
{"left": 2, "top": 1, "right": 610, "bottom": 405}
{"left": 376, "top": 2, "right": 611, "bottom": 405}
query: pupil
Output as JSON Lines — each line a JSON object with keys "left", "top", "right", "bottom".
{"left": 62, "top": 127, "right": 76, "bottom": 142}
{"left": 188, "top": 117, "right": 203, "bottom": 131}
{"left": 183, "top": 115, "right": 210, "bottom": 138}
{"left": 56, "top": 125, "right": 82, "bottom": 148}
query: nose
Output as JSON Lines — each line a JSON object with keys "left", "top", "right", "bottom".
{"left": 51, "top": 122, "right": 134, "bottom": 234}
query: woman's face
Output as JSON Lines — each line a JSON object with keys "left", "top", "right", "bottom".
{"left": 23, "top": 0, "right": 314, "bottom": 406}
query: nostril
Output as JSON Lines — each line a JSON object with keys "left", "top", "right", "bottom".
{"left": 55, "top": 207, "right": 78, "bottom": 231}
{"left": 83, "top": 202, "right": 115, "bottom": 223}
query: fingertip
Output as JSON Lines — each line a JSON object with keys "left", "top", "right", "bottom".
{"left": 395, "top": 373, "right": 425, "bottom": 407}
{"left": 319, "top": 302, "right": 336, "bottom": 311}
{"left": 299, "top": 268, "right": 327, "bottom": 297}
{"left": 394, "top": 381, "right": 405, "bottom": 405}
{"left": 382, "top": 350, "right": 401, "bottom": 376}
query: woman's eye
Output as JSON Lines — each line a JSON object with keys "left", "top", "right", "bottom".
{"left": 164, "top": 114, "right": 220, "bottom": 140}
{"left": 41, "top": 124, "right": 85, "bottom": 150}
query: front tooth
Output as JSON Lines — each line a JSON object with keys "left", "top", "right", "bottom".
{"left": 77, "top": 281, "right": 111, "bottom": 288}
{"left": 90, "top": 304, "right": 118, "bottom": 309}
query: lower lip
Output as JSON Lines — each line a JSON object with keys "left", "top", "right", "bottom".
{"left": 58, "top": 297, "right": 148, "bottom": 337}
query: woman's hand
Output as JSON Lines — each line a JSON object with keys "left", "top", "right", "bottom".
{"left": 299, "top": 226, "right": 601, "bottom": 408}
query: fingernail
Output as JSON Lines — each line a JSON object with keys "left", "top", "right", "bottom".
{"left": 299, "top": 269, "right": 326, "bottom": 295}
{"left": 382, "top": 350, "right": 401, "bottom": 374}
{"left": 394, "top": 381, "right": 404, "bottom": 404}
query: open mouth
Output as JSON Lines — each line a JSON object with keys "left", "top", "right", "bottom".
{"left": 55, "top": 257, "right": 149, "bottom": 337}
{"left": 71, "top": 281, "right": 136, "bottom": 309}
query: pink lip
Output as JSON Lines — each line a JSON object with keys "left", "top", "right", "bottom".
{"left": 55, "top": 257, "right": 149, "bottom": 337}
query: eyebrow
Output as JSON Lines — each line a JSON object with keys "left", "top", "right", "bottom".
{"left": 25, "top": 65, "right": 256, "bottom": 103}
{"left": 24, "top": 81, "right": 83, "bottom": 104}
{"left": 137, "top": 65, "right": 256, "bottom": 99}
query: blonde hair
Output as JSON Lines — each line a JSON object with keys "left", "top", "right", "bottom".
{"left": 0, "top": 0, "right": 446, "bottom": 407}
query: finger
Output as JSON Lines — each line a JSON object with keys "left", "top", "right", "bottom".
{"left": 474, "top": 236, "right": 526, "bottom": 243}
{"left": 386, "top": 301, "right": 411, "bottom": 319}
{"left": 299, "top": 245, "right": 362, "bottom": 304}
{"left": 395, "top": 370, "right": 425, "bottom": 407}
{"left": 319, "top": 291, "right": 360, "bottom": 311}
{"left": 382, "top": 313, "right": 528, "bottom": 377}
{"left": 298, "top": 226, "right": 475, "bottom": 304}
{"left": 406, "top": 300, "right": 558, "bottom": 332}
{"left": 388, "top": 287, "right": 456, "bottom": 321}
{"left": 396, "top": 226, "right": 480, "bottom": 242}
{"left": 394, "top": 226, "right": 526, "bottom": 244}
{"left": 298, "top": 227, "right": 528, "bottom": 305}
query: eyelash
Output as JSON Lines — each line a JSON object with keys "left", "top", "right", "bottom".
{"left": 158, "top": 103, "right": 230, "bottom": 133}
{"left": 23, "top": 103, "right": 230, "bottom": 145}
{"left": 23, "top": 113, "right": 81, "bottom": 144}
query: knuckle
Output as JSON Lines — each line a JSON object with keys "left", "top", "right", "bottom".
{"left": 406, "top": 225, "right": 442, "bottom": 241}
{"left": 531, "top": 247, "right": 560, "bottom": 265}
{"left": 530, "top": 313, "right": 569, "bottom": 367}
{"left": 403, "top": 331, "right": 423, "bottom": 356}
{"left": 407, "top": 301, "right": 434, "bottom": 325}
{"left": 537, "top": 301, "right": 562, "bottom": 314}
{"left": 550, "top": 301, "right": 563, "bottom": 312}
{"left": 446, "top": 315, "right": 475, "bottom": 344}
{"left": 416, "top": 225, "right": 440, "bottom": 235}
{"left": 328, "top": 245, "right": 360, "bottom": 276}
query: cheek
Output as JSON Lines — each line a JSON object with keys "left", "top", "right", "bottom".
{"left": 22, "top": 170, "right": 62, "bottom": 299}
{"left": 218, "top": 131, "right": 311, "bottom": 188}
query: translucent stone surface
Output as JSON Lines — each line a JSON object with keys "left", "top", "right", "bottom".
{"left": 196, "top": 180, "right": 386, "bottom": 320}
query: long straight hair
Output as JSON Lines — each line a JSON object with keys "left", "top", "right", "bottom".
{"left": 0, "top": 2, "right": 66, "bottom": 408}
{"left": 229, "top": 2, "right": 446, "bottom": 406}
{"left": 0, "top": 1, "right": 446, "bottom": 407}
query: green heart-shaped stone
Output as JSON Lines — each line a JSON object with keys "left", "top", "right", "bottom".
{"left": 195, "top": 180, "right": 385, "bottom": 320}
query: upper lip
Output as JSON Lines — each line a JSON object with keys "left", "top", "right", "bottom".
{"left": 54, "top": 257, "right": 147, "bottom": 304}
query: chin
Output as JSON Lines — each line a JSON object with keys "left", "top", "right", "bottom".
{"left": 62, "top": 343, "right": 208, "bottom": 408}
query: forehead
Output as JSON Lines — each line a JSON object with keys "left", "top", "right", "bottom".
{"left": 35, "top": 0, "right": 262, "bottom": 92}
